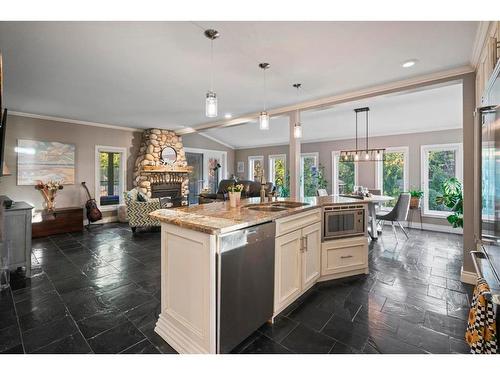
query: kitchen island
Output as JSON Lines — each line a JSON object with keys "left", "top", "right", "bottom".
{"left": 150, "top": 196, "right": 368, "bottom": 354}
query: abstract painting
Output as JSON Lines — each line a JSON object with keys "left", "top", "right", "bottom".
{"left": 17, "top": 139, "right": 75, "bottom": 185}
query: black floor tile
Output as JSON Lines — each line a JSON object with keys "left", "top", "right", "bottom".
{"left": 423, "top": 310, "right": 467, "bottom": 339}
{"left": 87, "top": 321, "right": 145, "bottom": 354}
{"left": 0, "top": 324, "right": 22, "bottom": 353}
{"left": 258, "top": 316, "right": 299, "bottom": 343}
{"left": 121, "top": 339, "right": 160, "bottom": 354}
{"left": 103, "top": 283, "right": 154, "bottom": 312}
{"left": 287, "top": 301, "right": 333, "bottom": 331}
{"left": 32, "top": 332, "right": 92, "bottom": 354}
{"left": 124, "top": 299, "right": 160, "bottom": 329}
{"left": 240, "top": 334, "right": 292, "bottom": 354}
{"left": 21, "top": 316, "right": 79, "bottom": 353}
{"left": 77, "top": 309, "right": 128, "bottom": 339}
{"left": 321, "top": 315, "right": 368, "bottom": 351}
{"left": 329, "top": 341, "right": 359, "bottom": 354}
{"left": 281, "top": 324, "right": 335, "bottom": 354}
{"left": 139, "top": 321, "right": 177, "bottom": 354}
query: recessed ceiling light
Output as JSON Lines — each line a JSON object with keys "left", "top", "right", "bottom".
{"left": 224, "top": 113, "right": 232, "bottom": 119}
{"left": 402, "top": 59, "right": 417, "bottom": 68}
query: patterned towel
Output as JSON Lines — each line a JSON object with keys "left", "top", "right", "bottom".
{"left": 465, "top": 278, "right": 497, "bottom": 354}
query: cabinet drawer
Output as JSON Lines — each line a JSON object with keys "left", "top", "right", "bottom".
{"left": 321, "top": 237, "right": 368, "bottom": 276}
{"left": 275, "top": 209, "right": 321, "bottom": 237}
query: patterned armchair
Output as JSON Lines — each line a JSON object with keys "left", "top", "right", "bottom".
{"left": 124, "top": 189, "right": 161, "bottom": 232}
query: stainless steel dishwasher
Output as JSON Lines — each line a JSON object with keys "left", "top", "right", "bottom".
{"left": 217, "top": 221, "right": 275, "bottom": 354}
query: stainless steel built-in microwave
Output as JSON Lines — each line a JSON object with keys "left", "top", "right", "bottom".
{"left": 323, "top": 205, "right": 365, "bottom": 240}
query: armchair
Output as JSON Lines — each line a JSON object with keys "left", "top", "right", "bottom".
{"left": 124, "top": 188, "right": 161, "bottom": 233}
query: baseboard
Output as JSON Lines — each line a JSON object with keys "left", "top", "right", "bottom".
{"left": 381, "top": 221, "right": 463, "bottom": 235}
{"left": 460, "top": 267, "right": 477, "bottom": 285}
{"left": 83, "top": 216, "right": 119, "bottom": 226}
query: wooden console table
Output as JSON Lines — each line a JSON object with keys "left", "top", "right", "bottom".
{"left": 32, "top": 207, "right": 84, "bottom": 238}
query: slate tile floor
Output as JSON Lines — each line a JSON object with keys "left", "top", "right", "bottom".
{"left": 0, "top": 224, "right": 473, "bottom": 354}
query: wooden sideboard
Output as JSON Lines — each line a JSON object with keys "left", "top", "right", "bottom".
{"left": 32, "top": 207, "right": 84, "bottom": 238}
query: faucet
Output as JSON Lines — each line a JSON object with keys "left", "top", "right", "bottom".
{"left": 255, "top": 164, "right": 266, "bottom": 203}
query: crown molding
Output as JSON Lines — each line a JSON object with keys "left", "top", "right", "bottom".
{"left": 177, "top": 65, "right": 474, "bottom": 135}
{"left": 9, "top": 111, "right": 143, "bottom": 132}
{"left": 470, "top": 21, "right": 492, "bottom": 68}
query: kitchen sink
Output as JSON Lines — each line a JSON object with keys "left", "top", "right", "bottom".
{"left": 270, "top": 202, "right": 310, "bottom": 208}
{"left": 246, "top": 206, "right": 288, "bottom": 212}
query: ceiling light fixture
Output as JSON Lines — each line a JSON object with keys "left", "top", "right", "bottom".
{"left": 204, "top": 29, "right": 219, "bottom": 118}
{"left": 259, "top": 62, "right": 270, "bottom": 130}
{"left": 292, "top": 83, "right": 302, "bottom": 139}
{"left": 224, "top": 113, "right": 232, "bottom": 119}
{"left": 340, "top": 107, "right": 385, "bottom": 162}
{"left": 402, "top": 59, "right": 417, "bottom": 68}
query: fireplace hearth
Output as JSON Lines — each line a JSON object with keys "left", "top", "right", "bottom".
{"left": 151, "top": 182, "right": 183, "bottom": 207}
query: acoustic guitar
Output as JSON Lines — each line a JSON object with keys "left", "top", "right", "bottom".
{"left": 81, "top": 182, "right": 102, "bottom": 223}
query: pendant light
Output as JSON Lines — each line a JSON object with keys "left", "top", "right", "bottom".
{"left": 340, "top": 107, "right": 385, "bottom": 162}
{"left": 259, "top": 63, "right": 270, "bottom": 130}
{"left": 204, "top": 29, "right": 219, "bottom": 118}
{"left": 292, "top": 83, "right": 303, "bottom": 139}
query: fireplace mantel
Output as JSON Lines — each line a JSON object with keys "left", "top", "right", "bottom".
{"left": 142, "top": 166, "right": 193, "bottom": 174}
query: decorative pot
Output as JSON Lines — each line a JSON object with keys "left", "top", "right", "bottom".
{"left": 228, "top": 191, "right": 241, "bottom": 208}
{"left": 410, "top": 197, "right": 420, "bottom": 209}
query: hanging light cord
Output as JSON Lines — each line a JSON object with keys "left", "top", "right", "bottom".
{"left": 263, "top": 68, "right": 267, "bottom": 111}
{"left": 210, "top": 38, "right": 214, "bottom": 92}
{"left": 366, "top": 110, "right": 368, "bottom": 151}
{"left": 355, "top": 111, "right": 358, "bottom": 152}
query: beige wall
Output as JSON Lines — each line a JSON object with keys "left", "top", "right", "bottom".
{"left": 0, "top": 114, "right": 142, "bottom": 212}
{"left": 235, "top": 128, "right": 462, "bottom": 226}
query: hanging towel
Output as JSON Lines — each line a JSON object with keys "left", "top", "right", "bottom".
{"left": 465, "top": 278, "right": 497, "bottom": 354}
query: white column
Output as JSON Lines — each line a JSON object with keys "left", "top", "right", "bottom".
{"left": 289, "top": 110, "right": 301, "bottom": 199}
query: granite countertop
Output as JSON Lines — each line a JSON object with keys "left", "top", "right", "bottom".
{"left": 150, "top": 195, "right": 367, "bottom": 235}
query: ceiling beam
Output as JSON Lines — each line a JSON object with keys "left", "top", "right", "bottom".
{"left": 176, "top": 65, "right": 474, "bottom": 136}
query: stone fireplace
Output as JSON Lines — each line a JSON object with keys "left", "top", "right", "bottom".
{"left": 133, "top": 128, "right": 189, "bottom": 205}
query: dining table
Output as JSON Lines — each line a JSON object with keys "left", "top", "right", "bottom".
{"left": 362, "top": 194, "right": 395, "bottom": 240}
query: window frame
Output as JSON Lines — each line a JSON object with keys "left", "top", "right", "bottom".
{"left": 300, "top": 152, "right": 319, "bottom": 198}
{"left": 268, "top": 154, "right": 287, "bottom": 185}
{"left": 420, "top": 143, "right": 463, "bottom": 218}
{"left": 331, "top": 151, "right": 359, "bottom": 195}
{"left": 375, "top": 146, "right": 409, "bottom": 210}
{"left": 248, "top": 155, "right": 264, "bottom": 181}
{"left": 94, "top": 145, "right": 127, "bottom": 212}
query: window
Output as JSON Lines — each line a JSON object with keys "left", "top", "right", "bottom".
{"left": 248, "top": 156, "right": 264, "bottom": 180}
{"left": 269, "top": 154, "right": 287, "bottom": 197}
{"left": 376, "top": 147, "right": 409, "bottom": 208}
{"left": 332, "top": 151, "right": 358, "bottom": 195}
{"left": 95, "top": 146, "right": 127, "bottom": 209}
{"left": 421, "top": 143, "right": 463, "bottom": 217}
{"left": 185, "top": 147, "right": 227, "bottom": 194}
{"left": 300, "top": 152, "right": 319, "bottom": 197}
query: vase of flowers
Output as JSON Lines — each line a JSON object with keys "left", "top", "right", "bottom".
{"left": 227, "top": 184, "right": 244, "bottom": 208}
{"left": 35, "top": 180, "right": 64, "bottom": 211}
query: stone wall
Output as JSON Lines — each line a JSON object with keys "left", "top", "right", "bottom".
{"left": 133, "top": 129, "right": 189, "bottom": 201}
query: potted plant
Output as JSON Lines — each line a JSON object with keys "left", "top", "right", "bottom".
{"left": 227, "top": 184, "right": 244, "bottom": 208}
{"left": 435, "top": 177, "right": 463, "bottom": 228}
{"left": 408, "top": 188, "right": 424, "bottom": 209}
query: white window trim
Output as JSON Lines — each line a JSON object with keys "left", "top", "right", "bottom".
{"left": 248, "top": 155, "right": 264, "bottom": 181}
{"left": 268, "top": 154, "right": 286, "bottom": 185}
{"left": 95, "top": 145, "right": 127, "bottom": 212}
{"left": 420, "top": 143, "right": 463, "bottom": 218}
{"left": 331, "top": 151, "right": 359, "bottom": 195}
{"left": 184, "top": 147, "right": 227, "bottom": 190}
{"left": 375, "top": 146, "right": 409, "bottom": 205}
{"left": 300, "top": 152, "right": 319, "bottom": 198}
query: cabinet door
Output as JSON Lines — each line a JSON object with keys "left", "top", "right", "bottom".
{"left": 301, "top": 222, "right": 321, "bottom": 291}
{"left": 274, "top": 230, "right": 302, "bottom": 313}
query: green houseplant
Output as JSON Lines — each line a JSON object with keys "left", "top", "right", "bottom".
{"left": 408, "top": 188, "right": 424, "bottom": 209}
{"left": 435, "top": 177, "right": 463, "bottom": 228}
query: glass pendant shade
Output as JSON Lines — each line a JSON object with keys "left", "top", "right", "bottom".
{"left": 206, "top": 91, "right": 217, "bottom": 118}
{"left": 294, "top": 123, "right": 302, "bottom": 138}
{"left": 259, "top": 111, "right": 270, "bottom": 130}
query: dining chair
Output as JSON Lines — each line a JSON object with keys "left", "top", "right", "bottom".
{"left": 376, "top": 193, "right": 411, "bottom": 239}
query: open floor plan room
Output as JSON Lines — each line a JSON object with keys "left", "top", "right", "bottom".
{"left": 0, "top": 6, "right": 499, "bottom": 362}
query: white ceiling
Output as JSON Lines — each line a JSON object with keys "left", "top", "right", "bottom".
{"left": 0, "top": 21, "right": 477, "bottom": 131}
{"left": 204, "top": 82, "right": 463, "bottom": 148}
